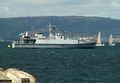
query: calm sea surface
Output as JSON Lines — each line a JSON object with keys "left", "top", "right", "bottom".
{"left": 0, "top": 42, "right": 120, "bottom": 83}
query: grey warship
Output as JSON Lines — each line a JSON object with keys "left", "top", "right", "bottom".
{"left": 12, "top": 24, "right": 96, "bottom": 48}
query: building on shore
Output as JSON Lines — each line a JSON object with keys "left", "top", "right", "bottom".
{"left": 0, "top": 68, "right": 35, "bottom": 83}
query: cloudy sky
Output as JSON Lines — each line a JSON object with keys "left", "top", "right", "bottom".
{"left": 0, "top": 0, "right": 120, "bottom": 19}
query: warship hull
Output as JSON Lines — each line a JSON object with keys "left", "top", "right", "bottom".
{"left": 12, "top": 42, "right": 95, "bottom": 49}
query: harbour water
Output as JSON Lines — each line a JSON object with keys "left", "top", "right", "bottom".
{"left": 0, "top": 42, "right": 120, "bottom": 83}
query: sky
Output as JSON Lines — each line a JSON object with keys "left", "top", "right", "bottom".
{"left": 0, "top": 0, "right": 120, "bottom": 19}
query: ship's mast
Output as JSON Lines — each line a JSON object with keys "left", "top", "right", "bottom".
{"left": 48, "top": 23, "right": 53, "bottom": 39}
{"left": 48, "top": 23, "right": 57, "bottom": 39}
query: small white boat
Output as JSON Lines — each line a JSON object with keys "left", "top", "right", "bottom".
{"left": 109, "top": 34, "right": 115, "bottom": 46}
{"left": 96, "top": 32, "right": 105, "bottom": 46}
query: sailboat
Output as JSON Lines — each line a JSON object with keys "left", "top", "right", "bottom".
{"left": 96, "top": 32, "right": 105, "bottom": 46}
{"left": 109, "top": 34, "right": 115, "bottom": 46}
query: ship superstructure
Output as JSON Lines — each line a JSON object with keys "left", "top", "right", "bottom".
{"left": 12, "top": 23, "right": 96, "bottom": 48}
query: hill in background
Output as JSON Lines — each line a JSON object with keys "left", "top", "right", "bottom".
{"left": 0, "top": 16, "right": 120, "bottom": 41}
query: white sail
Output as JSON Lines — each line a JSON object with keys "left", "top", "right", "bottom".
{"left": 96, "top": 32, "right": 104, "bottom": 46}
{"left": 97, "top": 32, "right": 101, "bottom": 44}
{"left": 109, "top": 34, "right": 113, "bottom": 44}
{"left": 109, "top": 34, "right": 115, "bottom": 46}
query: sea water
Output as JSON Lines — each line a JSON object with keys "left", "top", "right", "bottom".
{"left": 0, "top": 42, "right": 120, "bottom": 83}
